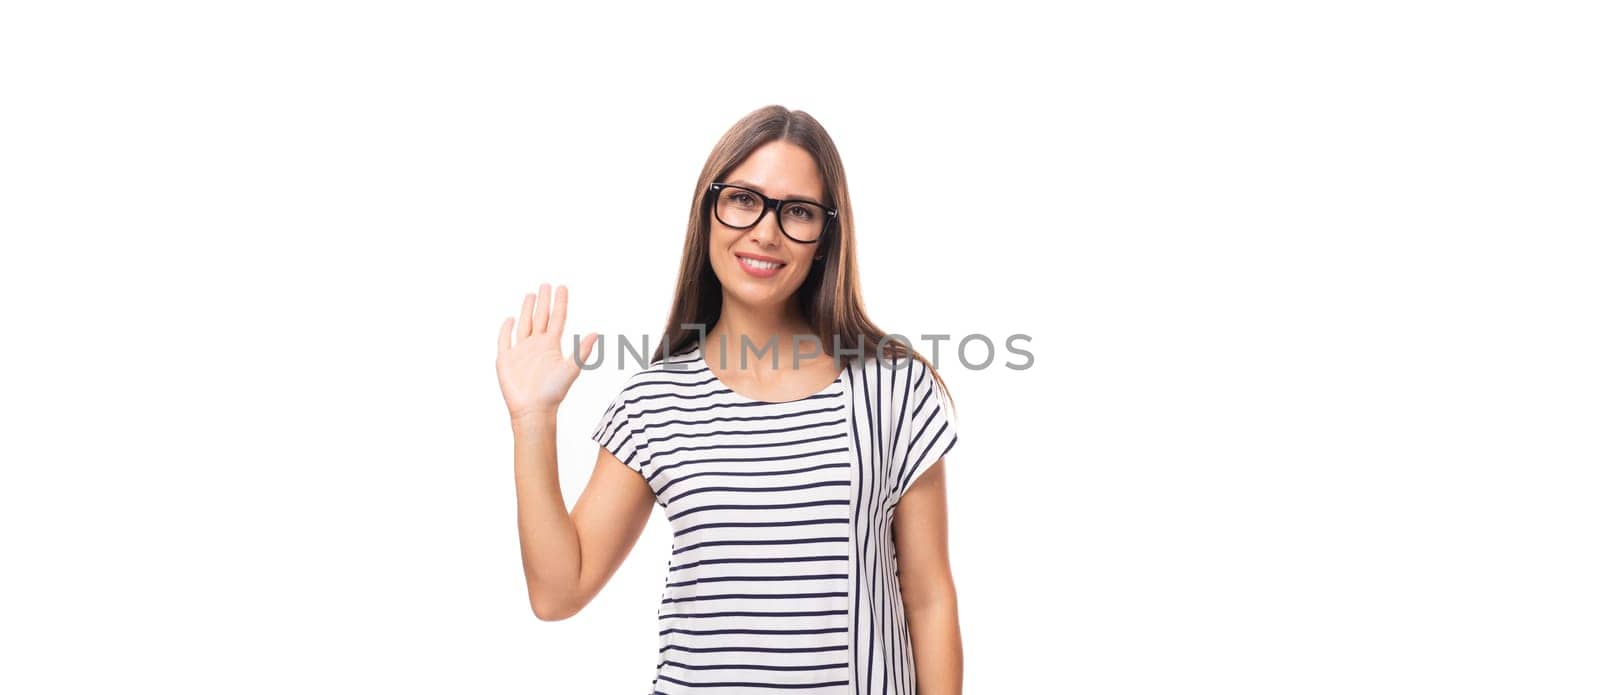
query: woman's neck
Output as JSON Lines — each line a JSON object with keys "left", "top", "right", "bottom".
{"left": 705, "top": 295, "right": 818, "bottom": 370}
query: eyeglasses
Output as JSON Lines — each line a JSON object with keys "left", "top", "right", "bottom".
{"left": 706, "top": 182, "right": 837, "bottom": 244}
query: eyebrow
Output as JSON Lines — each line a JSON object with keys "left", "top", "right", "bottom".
{"left": 726, "top": 179, "right": 827, "bottom": 207}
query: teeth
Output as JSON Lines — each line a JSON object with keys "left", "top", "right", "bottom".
{"left": 740, "top": 256, "right": 783, "bottom": 271}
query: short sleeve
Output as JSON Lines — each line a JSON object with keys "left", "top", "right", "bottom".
{"left": 895, "top": 358, "right": 957, "bottom": 500}
{"left": 591, "top": 384, "right": 651, "bottom": 477}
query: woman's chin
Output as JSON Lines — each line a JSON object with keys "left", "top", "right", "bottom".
{"left": 723, "top": 282, "right": 794, "bottom": 309}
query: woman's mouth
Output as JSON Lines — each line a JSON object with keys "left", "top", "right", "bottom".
{"left": 735, "top": 253, "right": 786, "bottom": 278}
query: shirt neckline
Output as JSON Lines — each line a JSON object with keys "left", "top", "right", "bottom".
{"left": 690, "top": 343, "right": 847, "bottom": 405}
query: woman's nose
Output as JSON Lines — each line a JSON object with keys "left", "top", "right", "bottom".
{"left": 748, "top": 211, "right": 784, "bottom": 246}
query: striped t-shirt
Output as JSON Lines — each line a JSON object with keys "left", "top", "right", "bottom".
{"left": 590, "top": 342, "right": 958, "bottom": 694}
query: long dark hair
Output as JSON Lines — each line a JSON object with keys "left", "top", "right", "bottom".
{"left": 650, "top": 104, "right": 954, "bottom": 411}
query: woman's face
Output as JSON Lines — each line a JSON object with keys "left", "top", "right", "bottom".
{"left": 707, "top": 140, "right": 827, "bottom": 313}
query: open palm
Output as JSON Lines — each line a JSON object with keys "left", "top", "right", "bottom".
{"left": 496, "top": 284, "right": 599, "bottom": 422}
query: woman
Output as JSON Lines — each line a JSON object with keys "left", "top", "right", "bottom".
{"left": 495, "top": 105, "right": 962, "bottom": 693}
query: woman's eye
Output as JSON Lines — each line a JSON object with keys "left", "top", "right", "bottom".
{"left": 788, "top": 206, "right": 813, "bottom": 220}
{"left": 731, "top": 193, "right": 757, "bottom": 206}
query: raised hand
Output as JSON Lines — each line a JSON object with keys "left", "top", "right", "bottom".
{"left": 496, "top": 284, "right": 600, "bottom": 424}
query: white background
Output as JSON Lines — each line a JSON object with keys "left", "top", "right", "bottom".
{"left": 2, "top": 1, "right": 1596, "bottom": 693}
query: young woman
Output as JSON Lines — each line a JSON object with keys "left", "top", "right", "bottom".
{"left": 495, "top": 105, "right": 962, "bottom": 693}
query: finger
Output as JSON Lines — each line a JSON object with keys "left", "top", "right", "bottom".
{"left": 531, "top": 283, "right": 552, "bottom": 335}
{"left": 577, "top": 332, "right": 599, "bottom": 366}
{"left": 548, "top": 285, "right": 570, "bottom": 342}
{"left": 498, "top": 317, "right": 513, "bottom": 354}
{"left": 517, "top": 292, "right": 535, "bottom": 341}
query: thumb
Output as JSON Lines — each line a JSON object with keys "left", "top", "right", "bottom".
{"left": 575, "top": 332, "right": 600, "bottom": 368}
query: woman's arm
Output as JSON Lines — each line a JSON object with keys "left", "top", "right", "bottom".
{"left": 497, "top": 285, "right": 654, "bottom": 621}
{"left": 893, "top": 458, "right": 964, "bottom": 694}
{"left": 511, "top": 412, "right": 655, "bottom": 621}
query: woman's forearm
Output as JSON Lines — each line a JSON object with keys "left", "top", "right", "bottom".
{"left": 908, "top": 597, "right": 964, "bottom": 694}
{"left": 511, "top": 410, "right": 582, "bottom": 620}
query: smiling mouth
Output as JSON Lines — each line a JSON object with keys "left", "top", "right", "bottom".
{"left": 735, "top": 253, "right": 787, "bottom": 272}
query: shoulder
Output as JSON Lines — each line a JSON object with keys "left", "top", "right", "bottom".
{"left": 610, "top": 347, "right": 709, "bottom": 402}
{"left": 860, "top": 349, "right": 935, "bottom": 385}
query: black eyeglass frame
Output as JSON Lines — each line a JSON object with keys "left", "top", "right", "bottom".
{"left": 705, "top": 182, "right": 838, "bottom": 244}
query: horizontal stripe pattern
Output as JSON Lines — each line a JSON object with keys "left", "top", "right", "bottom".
{"left": 592, "top": 343, "right": 956, "bottom": 694}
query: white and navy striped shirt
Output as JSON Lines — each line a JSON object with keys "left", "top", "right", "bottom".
{"left": 591, "top": 342, "right": 958, "bottom": 694}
